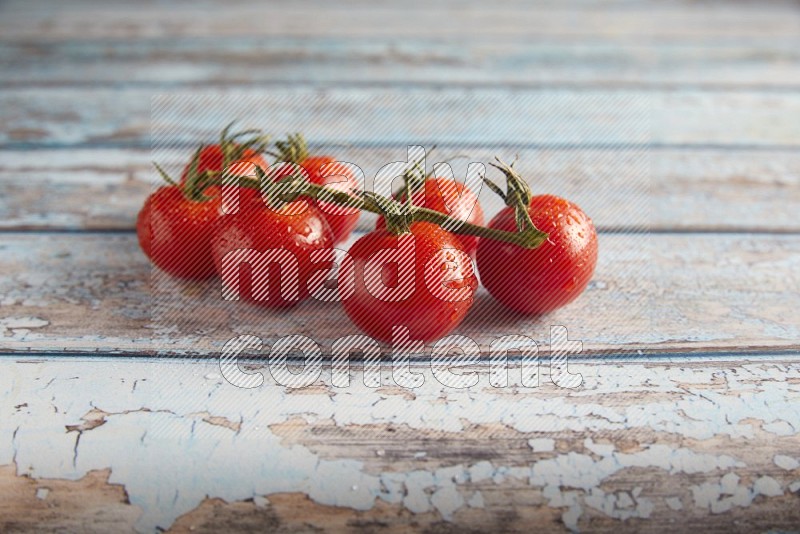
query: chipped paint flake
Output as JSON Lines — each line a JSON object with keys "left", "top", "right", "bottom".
{"left": 774, "top": 455, "right": 800, "bottom": 471}
{"left": 665, "top": 496, "right": 683, "bottom": 510}
{"left": 468, "top": 461, "right": 494, "bottom": 483}
{"left": 692, "top": 474, "right": 754, "bottom": 514}
{"left": 584, "top": 487, "right": 654, "bottom": 521}
{"left": 528, "top": 438, "right": 555, "bottom": 452}
{"left": 562, "top": 502, "right": 583, "bottom": 531}
{"left": 430, "top": 485, "right": 464, "bottom": 520}
{"left": 763, "top": 420, "right": 795, "bottom": 436}
{"left": 720, "top": 472, "right": 739, "bottom": 495}
{"left": 753, "top": 476, "right": 783, "bottom": 497}
{"left": 403, "top": 470, "right": 435, "bottom": 514}
{"left": 584, "top": 437, "right": 615, "bottom": 457}
{"left": 3, "top": 359, "right": 800, "bottom": 532}
{"left": 1, "top": 316, "right": 49, "bottom": 330}
{"left": 467, "top": 491, "right": 485, "bottom": 508}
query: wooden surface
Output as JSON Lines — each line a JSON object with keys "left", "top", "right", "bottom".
{"left": 1, "top": 0, "right": 799, "bottom": 532}
{"left": 2, "top": 357, "right": 800, "bottom": 533}
{"left": 2, "top": 147, "right": 799, "bottom": 233}
{"left": 1, "top": 232, "right": 798, "bottom": 357}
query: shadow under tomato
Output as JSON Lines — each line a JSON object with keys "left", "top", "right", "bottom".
{"left": 456, "top": 291, "right": 553, "bottom": 335}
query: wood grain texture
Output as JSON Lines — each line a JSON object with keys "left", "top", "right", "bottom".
{"left": 1, "top": 147, "right": 798, "bottom": 232}
{"left": 2, "top": 0, "right": 798, "bottom": 530}
{"left": 3, "top": 88, "right": 800, "bottom": 148}
{"left": 3, "top": 38, "right": 799, "bottom": 89}
{"left": 0, "top": 466, "right": 141, "bottom": 532}
{"left": 0, "top": 232, "right": 797, "bottom": 356}
{"left": 2, "top": 0, "right": 799, "bottom": 40}
{"left": 2, "top": 357, "right": 799, "bottom": 532}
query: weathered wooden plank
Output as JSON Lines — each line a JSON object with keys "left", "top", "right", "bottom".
{"left": 2, "top": 2, "right": 796, "bottom": 532}
{"left": 3, "top": 38, "right": 799, "bottom": 89}
{"left": 2, "top": 357, "right": 799, "bottom": 532}
{"left": 3, "top": 88, "right": 800, "bottom": 148}
{"left": 0, "top": 232, "right": 797, "bottom": 356}
{"left": 1, "top": 147, "right": 798, "bottom": 232}
{"left": 2, "top": 0, "right": 799, "bottom": 40}
{"left": 0, "top": 149, "right": 152, "bottom": 231}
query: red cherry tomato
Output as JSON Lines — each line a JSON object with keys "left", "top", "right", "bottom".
{"left": 376, "top": 177, "right": 484, "bottom": 256}
{"left": 210, "top": 198, "right": 334, "bottom": 308}
{"left": 272, "top": 156, "right": 361, "bottom": 244}
{"left": 342, "top": 222, "right": 478, "bottom": 343}
{"left": 301, "top": 155, "right": 361, "bottom": 244}
{"left": 180, "top": 144, "right": 269, "bottom": 186}
{"left": 136, "top": 186, "right": 221, "bottom": 280}
{"left": 476, "top": 195, "right": 598, "bottom": 315}
{"left": 215, "top": 159, "right": 270, "bottom": 214}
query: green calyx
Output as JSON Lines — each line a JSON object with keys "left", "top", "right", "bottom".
{"left": 363, "top": 191, "right": 414, "bottom": 235}
{"left": 485, "top": 157, "right": 541, "bottom": 235}
{"left": 217, "top": 120, "right": 271, "bottom": 170}
{"left": 270, "top": 133, "right": 310, "bottom": 165}
{"left": 153, "top": 146, "right": 213, "bottom": 202}
{"left": 153, "top": 121, "right": 270, "bottom": 202}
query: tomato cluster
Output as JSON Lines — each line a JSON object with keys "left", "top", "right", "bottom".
{"left": 137, "top": 128, "right": 598, "bottom": 344}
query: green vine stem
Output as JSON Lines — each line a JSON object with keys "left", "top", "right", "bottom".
{"left": 152, "top": 122, "right": 271, "bottom": 202}
{"left": 236, "top": 167, "right": 549, "bottom": 250}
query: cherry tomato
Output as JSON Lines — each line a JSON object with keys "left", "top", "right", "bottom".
{"left": 210, "top": 198, "right": 334, "bottom": 308}
{"left": 342, "top": 222, "right": 478, "bottom": 343}
{"left": 272, "top": 156, "right": 361, "bottom": 244}
{"left": 180, "top": 144, "right": 269, "bottom": 186}
{"left": 136, "top": 186, "right": 221, "bottom": 280}
{"left": 215, "top": 159, "right": 269, "bottom": 214}
{"left": 476, "top": 195, "right": 598, "bottom": 315}
{"left": 301, "top": 155, "right": 361, "bottom": 243}
{"left": 376, "top": 177, "right": 484, "bottom": 256}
